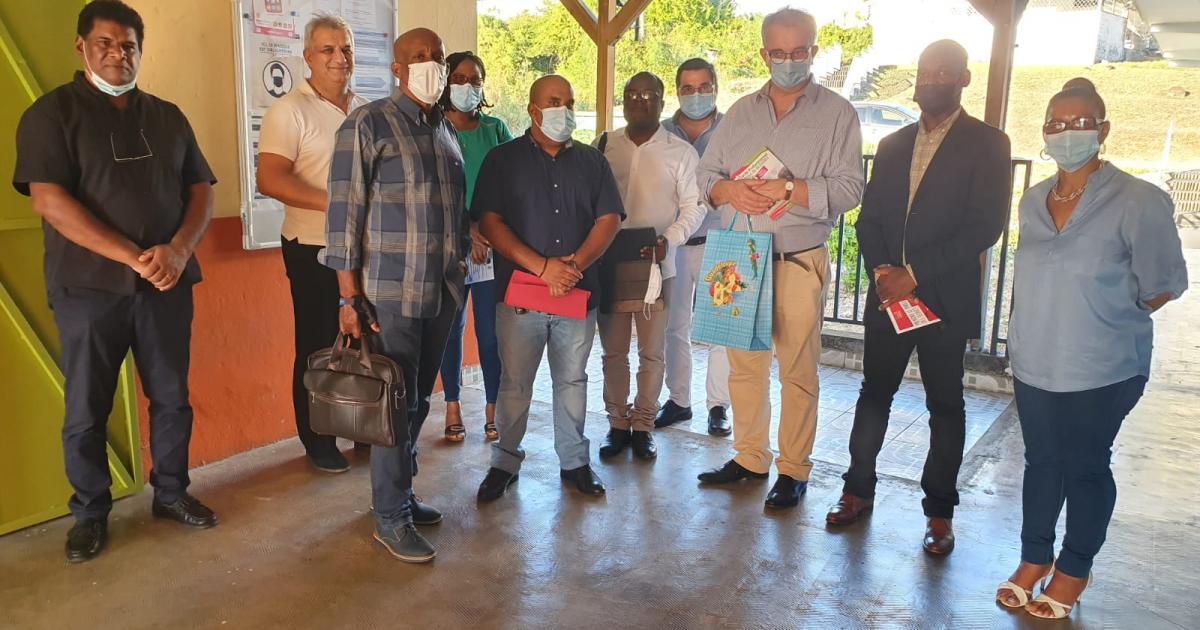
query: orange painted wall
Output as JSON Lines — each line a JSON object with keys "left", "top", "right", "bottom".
{"left": 134, "top": 218, "right": 479, "bottom": 472}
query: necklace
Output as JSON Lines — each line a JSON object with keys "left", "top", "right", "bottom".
{"left": 1050, "top": 184, "right": 1085, "bottom": 203}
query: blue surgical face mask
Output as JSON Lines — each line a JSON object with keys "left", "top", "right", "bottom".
{"left": 536, "top": 106, "right": 576, "bottom": 143}
{"left": 1044, "top": 130, "right": 1100, "bottom": 173}
{"left": 450, "top": 84, "right": 483, "bottom": 112}
{"left": 770, "top": 59, "right": 810, "bottom": 91}
{"left": 679, "top": 93, "right": 717, "bottom": 120}
{"left": 84, "top": 54, "right": 137, "bottom": 97}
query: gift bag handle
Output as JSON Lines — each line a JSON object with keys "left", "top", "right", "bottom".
{"left": 725, "top": 214, "right": 755, "bottom": 233}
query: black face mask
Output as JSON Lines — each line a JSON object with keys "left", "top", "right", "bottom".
{"left": 914, "top": 83, "right": 961, "bottom": 117}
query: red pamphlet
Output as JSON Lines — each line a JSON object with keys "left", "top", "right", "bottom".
{"left": 504, "top": 270, "right": 590, "bottom": 320}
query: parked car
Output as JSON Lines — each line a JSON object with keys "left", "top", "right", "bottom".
{"left": 853, "top": 102, "right": 919, "bottom": 147}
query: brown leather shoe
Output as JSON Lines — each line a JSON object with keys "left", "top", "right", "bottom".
{"left": 923, "top": 517, "right": 955, "bottom": 555}
{"left": 825, "top": 493, "right": 874, "bottom": 526}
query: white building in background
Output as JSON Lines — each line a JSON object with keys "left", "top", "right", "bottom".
{"left": 871, "top": 0, "right": 1131, "bottom": 66}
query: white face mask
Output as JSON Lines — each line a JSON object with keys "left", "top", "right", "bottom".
{"left": 450, "top": 83, "right": 483, "bottom": 112}
{"left": 406, "top": 60, "right": 447, "bottom": 105}
{"left": 84, "top": 52, "right": 137, "bottom": 97}
{"left": 643, "top": 246, "right": 663, "bottom": 319}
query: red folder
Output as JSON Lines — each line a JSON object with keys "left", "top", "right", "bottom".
{"left": 504, "top": 271, "right": 590, "bottom": 320}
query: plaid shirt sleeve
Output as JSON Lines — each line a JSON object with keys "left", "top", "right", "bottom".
{"left": 320, "top": 112, "right": 375, "bottom": 271}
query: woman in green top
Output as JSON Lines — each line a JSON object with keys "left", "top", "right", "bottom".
{"left": 438, "top": 51, "right": 514, "bottom": 443}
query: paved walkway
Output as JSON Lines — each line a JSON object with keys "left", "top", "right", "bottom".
{"left": 1, "top": 253, "right": 1197, "bottom": 629}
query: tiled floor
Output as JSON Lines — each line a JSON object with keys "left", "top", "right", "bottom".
{"left": 525, "top": 338, "right": 1012, "bottom": 483}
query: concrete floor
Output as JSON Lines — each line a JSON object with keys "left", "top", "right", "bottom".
{"left": 4, "top": 255, "right": 1200, "bottom": 629}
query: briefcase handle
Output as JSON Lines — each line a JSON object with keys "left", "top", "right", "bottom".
{"left": 328, "top": 333, "right": 374, "bottom": 373}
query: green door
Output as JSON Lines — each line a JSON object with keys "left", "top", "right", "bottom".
{"left": 0, "top": 0, "right": 143, "bottom": 535}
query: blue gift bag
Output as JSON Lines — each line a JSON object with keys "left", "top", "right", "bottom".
{"left": 691, "top": 215, "right": 773, "bottom": 351}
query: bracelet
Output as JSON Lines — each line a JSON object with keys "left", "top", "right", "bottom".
{"left": 538, "top": 257, "right": 548, "bottom": 277}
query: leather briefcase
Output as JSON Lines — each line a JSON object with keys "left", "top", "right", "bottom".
{"left": 303, "top": 334, "right": 404, "bottom": 447}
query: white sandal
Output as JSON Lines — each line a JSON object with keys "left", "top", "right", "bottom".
{"left": 996, "top": 564, "right": 1054, "bottom": 609}
{"left": 1026, "top": 570, "right": 1093, "bottom": 619}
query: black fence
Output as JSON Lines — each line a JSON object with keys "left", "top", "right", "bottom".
{"left": 823, "top": 155, "right": 1036, "bottom": 356}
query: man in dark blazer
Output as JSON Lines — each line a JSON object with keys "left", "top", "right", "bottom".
{"left": 824, "top": 40, "right": 1011, "bottom": 555}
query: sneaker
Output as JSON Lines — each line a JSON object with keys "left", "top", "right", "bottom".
{"left": 310, "top": 450, "right": 350, "bottom": 473}
{"left": 373, "top": 523, "right": 436, "bottom": 563}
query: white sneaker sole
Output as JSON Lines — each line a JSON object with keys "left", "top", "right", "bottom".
{"left": 372, "top": 531, "right": 436, "bottom": 563}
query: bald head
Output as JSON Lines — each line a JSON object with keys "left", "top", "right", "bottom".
{"left": 394, "top": 27, "right": 443, "bottom": 65}
{"left": 918, "top": 40, "right": 968, "bottom": 76}
{"left": 529, "top": 75, "right": 573, "bottom": 107}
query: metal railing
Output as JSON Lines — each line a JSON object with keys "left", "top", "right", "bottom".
{"left": 823, "top": 155, "right": 1035, "bottom": 356}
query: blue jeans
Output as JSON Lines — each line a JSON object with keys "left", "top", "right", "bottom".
{"left": 439, "top": 280, "right": 501, "bottom": 403}
{"left": 370, "top": 289, "right": 456, "bottom": 529}
{"left": 490, "top": 305, "right": 596, "bottom": 474}
{"left": 1014, "top": 375, "right": 1146, "bottom": 578}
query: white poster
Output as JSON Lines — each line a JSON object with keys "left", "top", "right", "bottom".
{"left": 234, "top": 0, "right": 397, "bottom": 250}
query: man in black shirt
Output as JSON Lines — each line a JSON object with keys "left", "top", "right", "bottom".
{"left": 472, "top": 75, "right": 623, "bottom": 501}
{"left": 12, "top": 0, "right": 218, "bottom": 563}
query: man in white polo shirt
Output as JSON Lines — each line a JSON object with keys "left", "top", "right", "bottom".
{"left": 595, "top": 71, "right": 705, "bottom": 461}
{"left": 257, "top": 14, "right": 368, "bottom": 474}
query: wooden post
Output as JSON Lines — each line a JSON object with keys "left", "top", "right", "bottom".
{"left": 596, "top": 0, "right": 617, "bottom": 133}
{"left": 560, "top": 0, "right": 654, "bottom": 135}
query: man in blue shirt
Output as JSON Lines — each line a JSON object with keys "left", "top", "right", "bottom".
{"left": 472, "top": 75, "right": 624, "bottom": 502}
{"left": 322, "top": 27, "right": 467, "bottom": 564}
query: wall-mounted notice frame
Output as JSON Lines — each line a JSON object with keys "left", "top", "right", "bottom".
{"left": 232, "top": 0, "right": 397, "bottom": 249}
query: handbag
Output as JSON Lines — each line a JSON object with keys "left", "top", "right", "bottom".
{"left": 690, "top": 214, "right": 774, "bottom": 351}
{"left": 303, "top": 334, "right": 405, "bottom": 447}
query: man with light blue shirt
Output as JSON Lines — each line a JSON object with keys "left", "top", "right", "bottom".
{"left": 694, "top": 8, "right": 864, "bottom": 510}
{"left": 658, "top": 57, "right": 733, "bottom": 437}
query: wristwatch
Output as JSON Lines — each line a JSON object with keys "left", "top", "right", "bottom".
{"left": 783, "top": 178, "right": 795, "bottom": 200}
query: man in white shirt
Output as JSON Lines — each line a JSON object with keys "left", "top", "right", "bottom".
{"left": 257, "top": 14, "right": 369, "bottom": 474}
{"left": 659, "top": 58, "right": 731, "bottom": 437}
{"left": 595, "top": 72, "right": 705, "bottom": 460}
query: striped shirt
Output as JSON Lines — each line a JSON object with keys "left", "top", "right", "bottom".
{"left": 320, "top": 92, "right": 468, "bottom": 318}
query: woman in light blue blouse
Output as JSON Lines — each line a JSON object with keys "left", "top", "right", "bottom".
{"left": 995, "top": 81, "right": 1188, "bottom": 619}
{"left": 437, "top": 51, "right": 514, "bottom": 443}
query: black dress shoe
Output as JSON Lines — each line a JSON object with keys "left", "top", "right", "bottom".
{"left": 309, "top": 449, "right": 350, "bottom": 473}
{"left": 631, "top": 431, "right": 657, "bottom": 459}
{"left": 654, "top": 400, "right": 692, "bottom": 428}
{"left": 598, "top": 428, "right": 632, "bottom": 458}
{"left": 477, "top": 467, "right": 518, "bottom": 502}
{"left": 408, "top": 494, "right": 442, "bottom": 526}
{"left": 152, "top": 495, "right": 218, "bottom": 528}
{"left": 764, "top": 475, "right": 807, "bottom": 509}
{"left": 697, "top": 459, "right": 769, "bottom": 484}
{"left": 560, "top": 465, "right": 605, "bottom": 496}
{"left": 65, "top": 520, "right": 107, "bottom": 563}
{"left": 707, "top": 406, "right": 731, "bottom": 436}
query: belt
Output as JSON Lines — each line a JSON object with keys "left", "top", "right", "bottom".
{"left": 773, "top": 244, "right": 825, "bottom": 262}
{"left": 685, "top": 236, "right": 706, "bottom": 247}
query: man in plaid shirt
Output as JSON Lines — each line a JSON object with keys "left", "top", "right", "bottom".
{"left": 321, "top": 27, "right": 468, "bottom": 564}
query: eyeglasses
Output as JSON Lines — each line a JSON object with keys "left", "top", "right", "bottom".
{"left": 767, "top": 47, "right": 813, "bottom": 64}
{"left": 624, "top": 90, "right": 661, "bottom": 102}
{"left": 678, "top": 83, "right": 715, "bottom": 96}
{"left": 111, "top": 130, "right": 153, "bottom": 162}
{"left": 450, "top": 74, "right": 483, "bottom": 88}
{"left": 1043, "top": 117, "right": 1105, "bottom": 134}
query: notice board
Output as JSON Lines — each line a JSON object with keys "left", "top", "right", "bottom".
{"left": 232, "top": 0, "right": 397, "bottom": 249}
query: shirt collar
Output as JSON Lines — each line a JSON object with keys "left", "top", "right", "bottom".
{"left": 523, "top": 127, "right": 574, "bottom": 153}
{"left": 666, "top": 110, "right": 722, "bottom": 138}
{"left": 393, "top": 91, "right": 441, "bottom": 127}
{"left": 755, "top": 78, "right": 818, "bottom": 103}
{"left": 918, "top": 106, "right": 962, "bottom": 137}
{"left": 299, "top": 79, "right": 358, "bottom": 110}
{"left": 72, "top": 69, "right": 141, "bottom": 103}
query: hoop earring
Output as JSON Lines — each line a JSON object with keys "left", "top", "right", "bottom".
{"left": 1039, "top": 149, "right": 1050, "bottom": 161}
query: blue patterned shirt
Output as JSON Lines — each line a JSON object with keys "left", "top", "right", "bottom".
{"left": 320, "top": 93, "right": 467, "bottom": 318}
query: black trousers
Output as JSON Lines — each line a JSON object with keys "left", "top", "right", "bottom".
{"left": 842, "top": 322, "right": 968, "bottom": 518}
{"left": 50, "top": 285, "right": 195, "bottom": 522}
{"left": 281, "top": 238, "right": 340, "bottom": 457}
